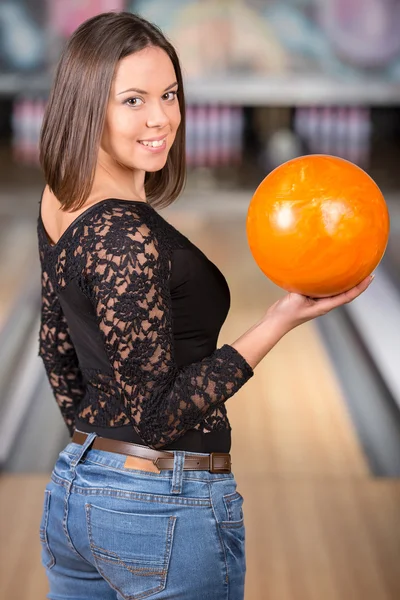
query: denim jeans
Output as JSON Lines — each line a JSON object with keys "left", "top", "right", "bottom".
{"left": 39, "top": 433, "right": 246, "bottom": 599}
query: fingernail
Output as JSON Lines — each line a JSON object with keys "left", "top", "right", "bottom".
{"left": 369, "top": 274, "right": 375, "bottom": 282}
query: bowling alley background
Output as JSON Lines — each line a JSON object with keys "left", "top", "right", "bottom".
{"left": 0, "top": 1, "right": 400, "bottom": 599}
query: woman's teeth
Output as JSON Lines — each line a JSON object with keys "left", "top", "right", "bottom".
{"left": 139, "top": 139, "right": 165, "bottom": 147}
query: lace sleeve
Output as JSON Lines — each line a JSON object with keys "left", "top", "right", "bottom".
{"left": 85, "top": 209, "right": 253, "bottom": 449}
{"left": 38, "top": 269, "right": 85, "bottom": 435}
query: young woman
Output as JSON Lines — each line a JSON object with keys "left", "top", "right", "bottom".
{"left": 37, "top": 11, "right": 373, "bottom": 600}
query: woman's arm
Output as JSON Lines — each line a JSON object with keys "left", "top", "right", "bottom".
{"left": 232, "top": 277, "right": 374, "bottom": 369}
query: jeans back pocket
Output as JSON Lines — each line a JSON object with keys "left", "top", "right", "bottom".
{"left": 219, "top": 490, "right": 246, "bottom": 594}
{"left": 39, "top": 489, "right": 56, "bottom": 570}
{"left": 86, "top": 504, "right": 176, "bottom": 600}
{"left": 221, "top": 491, "right": 244, "bottom": 528}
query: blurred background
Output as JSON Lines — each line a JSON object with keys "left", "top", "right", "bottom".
{"left": 0, "top": 1, "right": 400, "bottom": 598}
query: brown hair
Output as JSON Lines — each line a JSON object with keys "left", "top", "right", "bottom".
{"left": 40, "top": 11, "right": 186, "bottom": 211}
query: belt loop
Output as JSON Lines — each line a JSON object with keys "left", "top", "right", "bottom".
{"left": 170, "top": 451, "right": 185, "bottom": 494}
{"left": 70, "top": 432, "right": 97, "bottom": 469}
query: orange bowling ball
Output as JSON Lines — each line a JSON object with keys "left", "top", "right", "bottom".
{"left": 246, "top": 154, "right": 390, "bottom": 297}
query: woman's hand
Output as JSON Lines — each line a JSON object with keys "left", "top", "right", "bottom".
{"left": 264, "top": 275, "right": 374, "bottom": 331}
{"left": 231, "top": 275, "right": 374, "bottom": 370}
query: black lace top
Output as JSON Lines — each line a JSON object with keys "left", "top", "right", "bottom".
{"left": 37, "top": 198, "right": 253, "bottom": 452}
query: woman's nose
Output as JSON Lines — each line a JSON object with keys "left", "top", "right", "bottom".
{"left": 146, "top": 101, "right": 169, "bottom": 128}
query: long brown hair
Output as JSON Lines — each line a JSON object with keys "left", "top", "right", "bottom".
{"left": 40, "top": 11, "right": 186, "bottom": 211}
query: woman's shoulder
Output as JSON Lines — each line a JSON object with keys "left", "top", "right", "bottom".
{"left": 39, "top": 186, "right": 157, "bottom": 250}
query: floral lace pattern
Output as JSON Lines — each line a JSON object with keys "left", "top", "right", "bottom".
{"left": 38, "top": 200, "right": 253, "bottom": 448}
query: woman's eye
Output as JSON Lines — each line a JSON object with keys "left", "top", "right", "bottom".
{"left": 125, "top": 97, "right": 143, "bottom": 107}
{"left": 163, "top": 91, "right": 178, "bottom": 101}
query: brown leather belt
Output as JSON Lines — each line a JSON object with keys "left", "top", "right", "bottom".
{"left": 72, "top": 431, "right": 232, "bottom": 474}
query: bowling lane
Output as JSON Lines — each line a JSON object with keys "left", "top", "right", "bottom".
{"left": 1, "top": 186, "right": 400, "bottom": 600}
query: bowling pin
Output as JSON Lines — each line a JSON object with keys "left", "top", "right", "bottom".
{"left": 348, "top": 107, "right": 360, "bottom": 164}
{"left": 307, "top": 106, "right": 320, "bottom": 154}
{"left": 232, "top": 106, "right": 244, "bottom": 166}
{"left": 336, "top": 107, "right": 348, "bottom": 160}
{"left": 185, "top": 105, "right": 195, "bottom": 168}
{"left": 194, "top": 105, "right": 208, "bottom": 167}
{"left": 208, "top": 105, "right": 220, "bottom": 168}
{"left": 220, "top": 106, "right": 232, "bottom": 166}
{"left": 320, "top": 106, "right": 333, "bottom": 155}
{"left": 359, "top": 107, "right": 372, "bottom": 169}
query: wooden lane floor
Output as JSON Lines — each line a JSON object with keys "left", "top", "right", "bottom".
{"left": 0, "top": 474, "right": 50, "bottom": 600}
{"left": 1, "top": 207, "right": 399, "bottom": 600}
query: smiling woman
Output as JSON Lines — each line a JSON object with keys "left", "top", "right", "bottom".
{"left": 36, "top": 10, "right": 374, "bottom": 600}
{"left": 36, "top": 11, "right": 250, "bottom": 600}
{"left": 101, "top": 47, "right": 181, "bottom": 175}
{"left": 39, "top": 12, "right": 186, "bottom": 212}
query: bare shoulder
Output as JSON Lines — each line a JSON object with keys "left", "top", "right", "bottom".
{"left": 40, "top": 186, "right": 149, "bottom": 246}
{"left": 40, "top": 185, "right": 95, "bottom": 245}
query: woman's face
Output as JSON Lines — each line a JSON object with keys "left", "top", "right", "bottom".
{"left": 101, "top": 46, "right": 181, "bottom": 173}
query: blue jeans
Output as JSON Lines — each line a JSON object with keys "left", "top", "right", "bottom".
{"left": 39, "top": 433, "right": 246, "bottom": 599}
